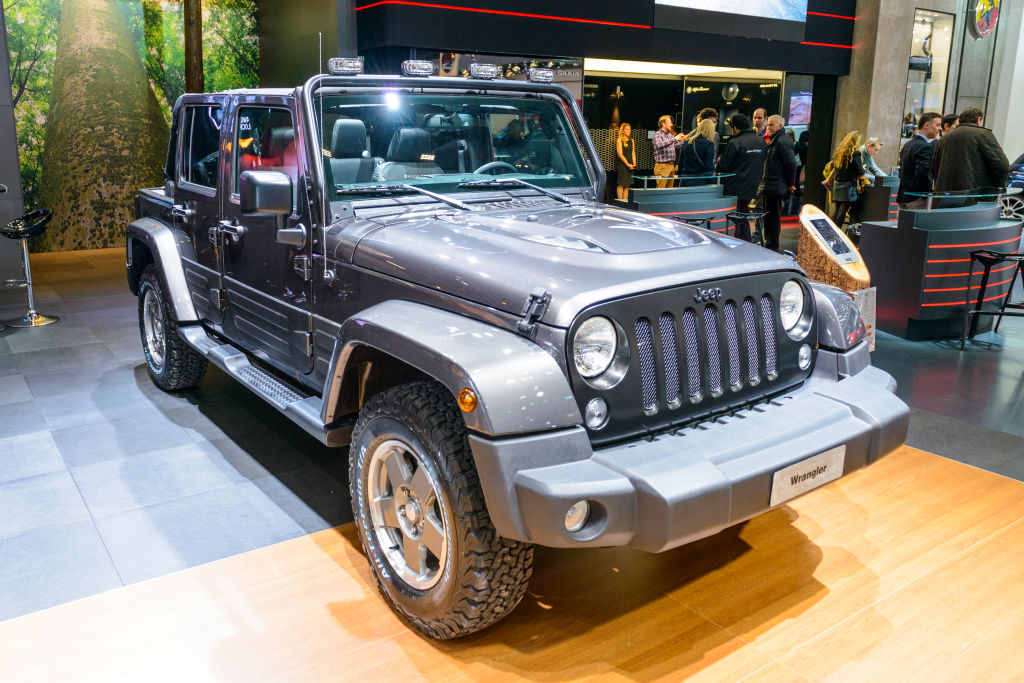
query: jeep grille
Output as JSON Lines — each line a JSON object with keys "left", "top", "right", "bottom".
{"left": 567, "top": 273, "right": 814, "bottom": 446}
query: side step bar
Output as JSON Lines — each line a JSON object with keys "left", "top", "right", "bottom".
{"left": 178, "top": 325, "right": 353, "bottom": 447}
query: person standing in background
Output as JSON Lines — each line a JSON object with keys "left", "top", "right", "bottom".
{"left": 860, "top": 138, "right": 887, "bottom": 180}
{"left": 897, "top": 112, "right": 941, "bottom": 209}
{"left": 717, "top": 113, "right": 767, "bottom": 241}
{"left": 678, "top": 118, "right": 717, "bottom": 185}
{"left": 753, "top": 108, "right": 768, "bottom": 141}
{"left": 758, "top": 114, "right": 796, "bottom": 251}
{"left": 940, "top": 114, "right": 959, "bottom": 137}
{"left": 653, "top": 115, "right": 686, "bottom": 188}
{"left": 692, "top": 108, "right": 721, "bottom": 149}
{"left": 615, "top": 122, "right": 636, "bottom": 201}
{"left": 829, "top": 131, "right": 867, "bottom": 228}
{"left": 931, "top": 108, "right": 1009, "bottom": 194}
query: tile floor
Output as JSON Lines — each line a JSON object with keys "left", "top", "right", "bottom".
{"left": 1, "top": 246, "right": 1022, "bottom": 625}
{"left": 0, "top": 249, "right": 350, "bottom": 621}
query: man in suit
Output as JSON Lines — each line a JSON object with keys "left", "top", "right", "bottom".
{"left": 931, "top": 108, "right": 1009, "bottom": 196}
{"left": 897, "top": 112, "right": 941, "bottom": 210}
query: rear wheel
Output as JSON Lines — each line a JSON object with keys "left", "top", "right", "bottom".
{"left": 349, "top": 381, "right": 533, "bottom": 639}
{"left": 138, "top": 264, "right": 207, "bottom": 391}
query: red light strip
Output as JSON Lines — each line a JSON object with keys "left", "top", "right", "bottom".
{"left": 928, "top": 258, "right": 972, "bottom": 263}
{"left": 922, "top": 292, "right": 1009, "bottom": 307}
{"left": 353, "top": 1, "right": 653, "bottom": 27}
{"left": 923, "top": 275, "right": 1016, "bottom": 293}
{"left": 929, "top": 236, "right": 1020, "bottom": 249}
{"left": 807, "top": 10, "right": 856, "bottom": 20}
{"left": 926, "top": 263, "right": 1019, "bottom": 278}
{"left": 801, "top": 41, "right": 855, "bottom": 49}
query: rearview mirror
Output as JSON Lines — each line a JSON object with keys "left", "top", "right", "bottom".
{"left": 239, "top": 171, "right": 292, "bottom": 216}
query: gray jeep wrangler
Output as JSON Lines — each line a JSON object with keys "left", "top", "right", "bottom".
{"left": 127, "top": 63, "right": 908, "bottom": 639}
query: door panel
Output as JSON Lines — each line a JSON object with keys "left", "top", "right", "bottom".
{"left": 175, "top": 100, "right": 228, "bottom": 327}
{"left": 219, "top": 101, "right": 313, "bottom": 375}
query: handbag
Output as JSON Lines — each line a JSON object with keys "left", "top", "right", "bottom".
{"left": 821, "top": 161, "right": 836, "bottom": 192}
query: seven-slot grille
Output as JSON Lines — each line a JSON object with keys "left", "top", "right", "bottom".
{"left": 634, "top": 296, "right": 777, "bottom": 414}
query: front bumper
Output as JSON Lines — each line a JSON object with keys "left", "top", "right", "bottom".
{"left": 469, "top": 348, "right": 908, "bottom": 552}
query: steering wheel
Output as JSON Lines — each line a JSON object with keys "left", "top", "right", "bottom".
{"left": 473, "top": 161, "right": 518, "bottom": 175}
{"left": 0, "top": 208, "right": 52, "bottom": 240}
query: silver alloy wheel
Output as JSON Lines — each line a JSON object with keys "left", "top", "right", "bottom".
{"left": 1001, "top": 195, "right": 1024, "bottom": 220}
{"left": 142, "top": 287, "right": 166, "bottom": 369}
{"left": 367, "top": 438, "right": 449, "bottom": 590}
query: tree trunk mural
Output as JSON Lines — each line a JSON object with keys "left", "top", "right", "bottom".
{"left": 37, "top": 0, "right": 168, "bottom": 251}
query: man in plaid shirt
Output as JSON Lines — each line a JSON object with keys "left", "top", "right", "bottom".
{"left": 653, "top": 115, "right": 686, "bottom": 188}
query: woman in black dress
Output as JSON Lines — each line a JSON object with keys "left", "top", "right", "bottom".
{"left": 616, "top": 122, "right": 635, "bottom": 200}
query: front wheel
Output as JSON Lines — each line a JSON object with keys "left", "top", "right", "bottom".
{"left": 138, "top": 264, "right": 207, "bottom": 391}
{"left": 349, "top": 381, "right": 533, "bottom": 639}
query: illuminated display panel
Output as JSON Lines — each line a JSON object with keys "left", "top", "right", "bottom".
{"left": 654, "top": 0, "right": 808, "bottom": 41}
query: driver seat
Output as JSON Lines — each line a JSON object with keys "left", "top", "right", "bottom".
{"left": 329, "top": 119, "right": 374, "bottom": 185}
{"left": 376, "top": 128, "right": 444, "bottom": 181}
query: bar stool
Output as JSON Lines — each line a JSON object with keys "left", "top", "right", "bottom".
{"left": 959, "top": 249, "right": 1024, "bottom": 349}
{"left": 726, "top": 211, "right": 766, "bottom": 244}
{"left": 1, "top": 208, "right": 59, "bottom": 327}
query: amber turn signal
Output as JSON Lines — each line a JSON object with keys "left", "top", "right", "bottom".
{"left": 458, "top": 388, "right": 478, "bottom": 412}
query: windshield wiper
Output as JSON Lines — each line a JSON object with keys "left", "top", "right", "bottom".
{"left": 335, "top": 184, "right": 471, "bottom": 211}
{"left": 457, "top": 178, "right": 572, "bottom": 204}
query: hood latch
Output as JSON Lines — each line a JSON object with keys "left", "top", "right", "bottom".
{"left": 515, "top": 287, "right": 551, "bottom": 338}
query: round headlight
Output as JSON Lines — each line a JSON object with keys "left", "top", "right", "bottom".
{"left": 573, "top": 317, "right": 617, "bottom": 378}
{"left": 779, "top": 280, "right": 805, "bottom": 331}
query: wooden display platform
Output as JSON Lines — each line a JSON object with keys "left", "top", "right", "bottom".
{"left": 3, "top": 446, "right": 1024, "bottom": 681}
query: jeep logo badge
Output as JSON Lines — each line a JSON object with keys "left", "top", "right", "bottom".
{"left": 694, "top": 287, "right": 723, "bottom": 303}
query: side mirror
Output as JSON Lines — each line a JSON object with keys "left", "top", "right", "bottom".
{"left": 239, "top": 170, "right": 292, "bottom": 216}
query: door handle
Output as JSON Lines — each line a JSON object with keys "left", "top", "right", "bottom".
{"left": 218, "top": 219, "right": 247, "bottom": 243}
{"left": 171, "top": 204, "right": 195, "bottom": 220}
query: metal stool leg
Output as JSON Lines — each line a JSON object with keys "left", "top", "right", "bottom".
{"left": 993, "top": 262, "right": 1022, "bottom": 335}
{"left": 5, "top": 237, "right": 58, "bottom": 328}
{"left": 960, "top": 257, "right": 977, "bottom": 350}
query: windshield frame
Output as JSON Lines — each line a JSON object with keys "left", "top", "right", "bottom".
{"left": 301, "top": 75, "right": 604, "bottom": 224}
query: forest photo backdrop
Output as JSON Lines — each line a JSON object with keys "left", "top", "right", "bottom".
{"left": 5, "top": 0, "right": 259, "bottom": 250}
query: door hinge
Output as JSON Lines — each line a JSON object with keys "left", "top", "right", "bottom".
{"left": 515, "top": 287, "right": 550, "bottom": 338}
{"left": 293, "top": 254, "right": 312, "bottom": 281}
{"left": 294, "top": 330, "right": 312, "bottom": 358}
{"left": 211, "top": 288, "right": 226, "bottom": 309}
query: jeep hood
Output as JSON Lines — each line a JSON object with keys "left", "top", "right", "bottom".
{"left": 343, "top": 203, "right": 801, "bottom": 328}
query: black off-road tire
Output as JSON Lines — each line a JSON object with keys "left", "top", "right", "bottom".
{"left": 349, "top": 381, "right": 534, "bottom": 639}
{"left": 137, "top": 263, "right": 207, "bottom": 391}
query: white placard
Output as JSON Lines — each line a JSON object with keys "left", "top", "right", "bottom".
{"left": 851, "top": 287, "right": 877, "bottom": 352}
{"left": 770, "top": 445, "right": 846, "bottom": 507}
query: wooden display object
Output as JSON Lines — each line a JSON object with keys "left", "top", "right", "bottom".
{"left": 796, "top": 204, "right": 870, "bottom": 291}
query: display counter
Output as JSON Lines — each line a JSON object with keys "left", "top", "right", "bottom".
{"left": 859, "top": 197, "right": 1023, "bottom": 340}
{"left": 853, "top": 175, "right": 900, "bottom": 223}
{"left": 619, "top": 176, "right": 737, "bottom": 234}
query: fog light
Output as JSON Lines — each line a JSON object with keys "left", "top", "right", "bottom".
{"left": 584, "top": 398, "right": 609, "bottom": 430}
{"left": 798, "top": 344, "right": 812, "bottom": 370}
{"left": 565, "top": 500, "right": 590, "bottom": 533}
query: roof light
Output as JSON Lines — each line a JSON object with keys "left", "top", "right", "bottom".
{"left": 468, "top": 63, "right": 500, "bottom": 79}
{"left": 527, "top": 68, "right": 554, "bottom": 83}
{"left": 327, "top": 57, "right": 363, "bottom": 75}
{"left": 401, "top": 60, "right": 434, "bottom": 76}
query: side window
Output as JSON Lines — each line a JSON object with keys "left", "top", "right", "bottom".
{"left": 234, "top": 107, "right": 298, "bottom": 197}
{"left": 180, "top": 105, "right": 223, "bottom": 189}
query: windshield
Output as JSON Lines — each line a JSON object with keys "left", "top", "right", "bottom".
{"left": 313, "top": 92, "right": 590, "bottom": 200}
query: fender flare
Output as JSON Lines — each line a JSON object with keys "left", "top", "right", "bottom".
{"left": 322, "top": 300, "right": 582, "bottom": 436}
{"left": 126, "top": 217, "right": 199, "bottom": 322}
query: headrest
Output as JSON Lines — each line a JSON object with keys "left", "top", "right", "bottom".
{"left": 331, "top": 119, "right": 368, "bottom": 159}
{"left": 387, "top": 127, "right": 431, "bottom": 163}
{"left": 264, "top": 127, "right": 295, "bottom": 158}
